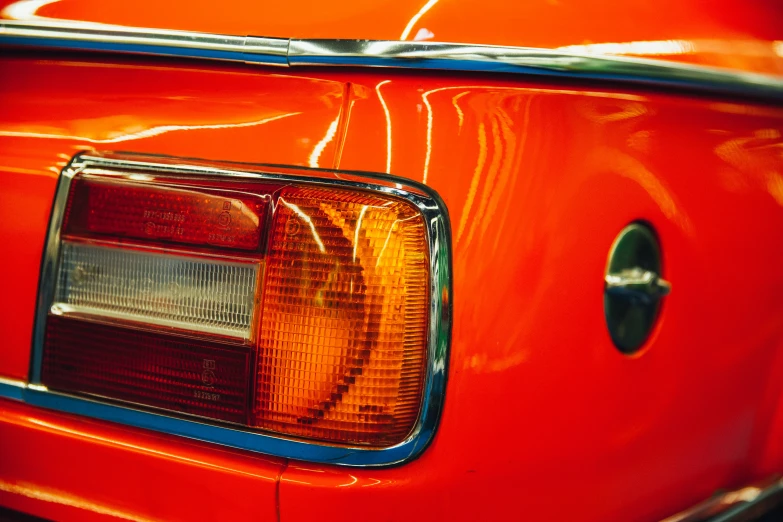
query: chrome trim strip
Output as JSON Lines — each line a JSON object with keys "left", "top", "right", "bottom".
{"left": 708, "top": 480, "right": 783, "bottom": 522}
{"left": 0, "top": 377, "right": 26, "bottom": 389}
{"left": 0, "top": 381, "right": 440, "bottom": 466}
{"left": 1, "top": 19, "right": 782, "bottom": 100}
{"left": 30, "top": 156, "right": 82, "bottom": 383}
{"left": 18, "top": 151, "right": 452, "bottom": 468}
{"left": 661, "top": 477, "right": 783, "bottom": 522}
{"left": 288, "top": 39, "right": 783, "bottom": 101}
{"left": 0, "top": 20, "right": 288, "bottom": 66}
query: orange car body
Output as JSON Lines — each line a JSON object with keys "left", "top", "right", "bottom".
{"left": 0, "top": 1, "right": 782, "bottom": 521}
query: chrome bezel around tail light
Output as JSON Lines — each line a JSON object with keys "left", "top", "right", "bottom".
{"left": 16, "top": 152, "right": 452, "bottom": 467}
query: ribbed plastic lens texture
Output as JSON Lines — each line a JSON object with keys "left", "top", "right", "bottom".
{"left": 43, "top": 315, "right": 252, "bottom": 423}
{"left": 65, "top": 175, "right": 267, "bottom": 251}
{"left": 54, "top": 241, "right": 258, "bottom": 339}
{"left": 253, "top": 187, "right": 430, "bottom": 446}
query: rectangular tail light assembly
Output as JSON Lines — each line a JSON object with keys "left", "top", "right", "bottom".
{"left": 30, "top": 153, "right": 450, "bottom": 466}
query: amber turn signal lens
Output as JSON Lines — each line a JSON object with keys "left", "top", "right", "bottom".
{"left": 254, "top": 187, "right": 430, "bottom": 446}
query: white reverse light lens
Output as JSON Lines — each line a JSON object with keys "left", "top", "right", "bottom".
{"left": 53, "top": 241, "right": 259, "bottom": 339}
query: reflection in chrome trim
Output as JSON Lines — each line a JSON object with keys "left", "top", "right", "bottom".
{"left": 605, "top": 268, "right": 671, "bottom": 302}
{"left": 661, "top": 476, "right": 783, "bottom": 522}
{"left": 0, "top": 376, "right": 26, "bottom": 388}
{"left": 0, "top": 377, "right": 26, "bottom": 401}
{"left": 0, "top": 19, "right": 289, "bottom": 65}
{"left": 1, "top": 19, "right": 782, "bottom": 100}
{"left": 288, "top": 39, "right": 783, "bottom": 101}
{"left": 16, "top": 152, "right": 452, "bottom": 468}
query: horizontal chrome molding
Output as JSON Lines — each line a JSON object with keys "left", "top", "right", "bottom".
{"left": 0, "top": 378, "right": 26, "bottom": 401}
{"left": 0, "top": 380, "right": 431, "bottom": 466}
{"left": 288, "top": 39, "right": 783, "bottom": 101}
{"left": 0, "top": 380, "right": 439, "bottom": 466}
{"left": 17, "top": 151, "right": 452, "bottom": 468}
{"left": 0, "top": 376, "right": 26, "bottom": 389}
{"left": 662, "top": 476, "right": 783, "bottom": 522}
{"left": 1, "top": 19, "right": 782, "bottom": 100}
{"left": 0, "top": 19, "right": 289, "bottom": 65}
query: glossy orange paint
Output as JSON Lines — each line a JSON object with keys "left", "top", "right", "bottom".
{"left": 0, "top": 52, "right": 782, "bottom": 521}
{"left": 281, "top": 74, "right": 783, "bottom": 522}
{"left": 1, "top": 0, "right": 782, "bottom": 74}
{"left": 0, "top": 398, "right": 285, "bottom": 521}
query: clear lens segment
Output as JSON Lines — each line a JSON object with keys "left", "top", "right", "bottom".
{"left": 53, "top": 241, "right": 259, "bottom": 339}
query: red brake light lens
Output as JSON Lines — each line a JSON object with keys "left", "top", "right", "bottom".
{"left": 65, "top": 175, "right": 268, "bottom": 252}
{"left": 43, "top": 315, "right": 252, "bottom": 424}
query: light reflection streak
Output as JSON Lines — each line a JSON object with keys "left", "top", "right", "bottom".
{"left": 376, "top": 215, "right": 418, "bottom": 267}
{"left": 452, "top": 91, "right": 470, "bottom": 131}
{"left": 420, "top": 84, "right": 643, "bottom": 184}
{"left": 0, "top": 479, "right": 149, "bottom": 521}
{"left": 558, "top": 38, "right": 783, "bottom": 63}
{"left": 709, "top": 102, "right": 783, "bottom": 118}
{"left": 353, "top": 205, "right": 369, "bottom": 262}
{"left": 336, "top": 474, "right": 358, "bottom": 488}
{"left": 399, "top": 0, "right": 439, "bottom": 41}
{"left": 280, "top": 477, "right": 312, "bottom": 485}
{"left": 0, "top": 112, "right": 301, "bottom": 144}
{"left": 0, "top": 165, "right": 53, "bottom": 176}
{"left": 422, "top": 89, "right": 434, "bottom": 183}
{"left": 480, "top": 107, "right": 517, "bottom": 241}
{"left": 238, "top": 201, "right": 262, "bottom": 226}
{"left": 767, "top": 172, "right": 783, "bottom": 206}
{"left": 416, "top": 85, "right": 643, "bottom": 101}
{"left": 491, "top": 97, "right": 533, "bottom": 253}
{"left": 24, "top": 418, "right": 276, "bottom": 480}
{"left": 375, "top": 80, "right": 393, "bottom": 173}
{"left": 558, "top": 40, "right": 696, "bottom": 56}
{"left": 714, "top": 130, "right": 783, "bottom": 207}
{"left": 1, "top": 0, "right": 59, "bottom": 20}
{"left": 289, "top": 466, "right": 325, "bottom": 473}
{"left": 593, "top": 147, "right": 692, "bottom": 234}
{"left": 280, "top": 198, "right": 325, "bottom": 252}
{"left": 579, "top": 101, "right": 647, "bottom": 123}
{"left": 308, "top": 115, "right": 339, "bottom": 168}
{"left": 725, "top": 486, "right": 763, "bottom": 503}
{"left": 464, "top": 115, "right": 502, "bottom": 247}
{"left": 456, "top": 121, "right": 486, "bottom": 241}
{"left": 127, "top": 174, "right": 155, "bottom": 182}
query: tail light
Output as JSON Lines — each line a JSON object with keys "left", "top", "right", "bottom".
{"left": 33, "top": 153, "right": 450, "bottom": 460}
